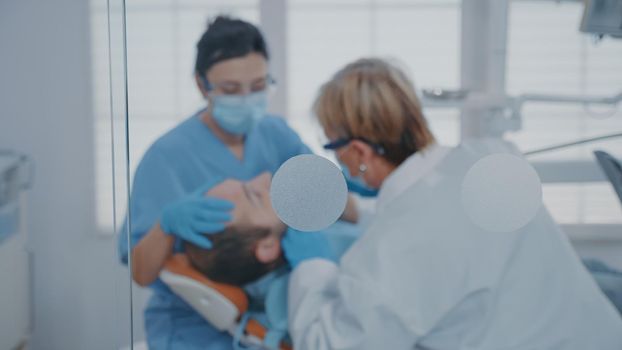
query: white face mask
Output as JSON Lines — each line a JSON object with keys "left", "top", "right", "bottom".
{"left": 209, "top": 91, "right": 268, "bottom": 135}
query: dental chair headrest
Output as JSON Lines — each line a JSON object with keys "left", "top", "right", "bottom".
{"left": 161, "top": 254, "right": 249, "bottom": 330}
{"left": 161, "top": 254, "right": 292, "bottom": 350}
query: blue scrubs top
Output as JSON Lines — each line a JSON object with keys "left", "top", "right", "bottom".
{"left": 117, "top": 111, "right": 310, "bottom": 349}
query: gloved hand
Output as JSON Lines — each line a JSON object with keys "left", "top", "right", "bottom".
{"left": 281, "top": 228, "right": 335, "bottom": 269}
{"left": 160, "top": 184, "right": 233, "bottom": 249}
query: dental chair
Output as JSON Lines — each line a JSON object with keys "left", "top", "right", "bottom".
{"left": 160, "top": 254, "right": 292, "bottom": 350}
{"left": 589, "top": 150, "right": 622, "bottom": 314}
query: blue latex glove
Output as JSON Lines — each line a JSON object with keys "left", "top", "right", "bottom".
{"left": 160, "top": 183, "right": 233, "bottom": 249}
{"left": 281, "top": 228, "right": 335, "bottom": 269}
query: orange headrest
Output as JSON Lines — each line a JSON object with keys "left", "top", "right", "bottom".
{"left": 163, "top": 254, "right": 292, "bottom": 350}
{"left": 163, "top": 254, "right": 249, "bottom": 315}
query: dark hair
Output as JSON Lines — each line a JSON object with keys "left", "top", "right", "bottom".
{"left": 194, "top": 15, "right": 269, "bottom": 76}
{"left": 185, "top": 226, "right": 285, "bottom": 286}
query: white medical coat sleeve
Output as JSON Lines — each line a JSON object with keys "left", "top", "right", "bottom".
{"left": 288, "top": 259, "right": 416, "bottom": 350}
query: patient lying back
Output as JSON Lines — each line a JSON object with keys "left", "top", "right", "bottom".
{"left": 184, "top": 172, "right": 361, "bottom": 287}
{"left": 185, "top": 172, "right": 288, "bottom": 286}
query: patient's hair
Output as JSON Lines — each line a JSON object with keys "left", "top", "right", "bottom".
{"left": 185, "top": 226, "right": 285, "bottom": 286}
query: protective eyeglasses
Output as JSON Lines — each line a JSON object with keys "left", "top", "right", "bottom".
{"left": 322, "top": 137, "right": 385, "bottom": 155}
{"left": 203, "top": 75, "right": 276, "bottom": 95}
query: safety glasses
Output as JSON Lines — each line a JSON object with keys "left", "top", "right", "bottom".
{"left": 322, "top": 137, "right": 385, "bottom": 155}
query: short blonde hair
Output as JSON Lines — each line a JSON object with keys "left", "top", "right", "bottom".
{"left": 314, "top": 58, "right": 435, "bottom": 166}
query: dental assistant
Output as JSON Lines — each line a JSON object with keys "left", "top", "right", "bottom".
{"left": 117, "top": 16, "right": 322, "bottom": 350}
{"left": 283, "top": 58, "right": 622, "bottom": 349}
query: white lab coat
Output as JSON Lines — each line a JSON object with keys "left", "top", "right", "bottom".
{"left": 288, "top": 141, "right": 622, "bottom": 350}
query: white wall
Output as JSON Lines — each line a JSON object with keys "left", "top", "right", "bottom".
{"left": 0, "top": 1, "right": 136, "bottom": 349}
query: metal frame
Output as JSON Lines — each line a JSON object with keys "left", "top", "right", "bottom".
{"left": 460, "top": 0, "right": 510, "bottom": 138}
{"left": 458, "top": 0, "right": 622, "bottom": 237}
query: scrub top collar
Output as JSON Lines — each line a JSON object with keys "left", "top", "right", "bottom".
{"left": 375, "top": 143, "right": 450, "bottom": 213}
{"left": 191, "top": 109, "right": 258, "bottom": 169}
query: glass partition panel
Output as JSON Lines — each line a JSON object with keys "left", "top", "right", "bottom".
{"left": 120, "top": 2, "right": 261, "bottom": 348}
{"left": 93, "top": 0, "right": 135, "bottom": 347}
{"left": 116, "top": 1, "right": 466, "bottom": 348}
{"left": 112, "top": 2, "right": 622, "bottom": 349}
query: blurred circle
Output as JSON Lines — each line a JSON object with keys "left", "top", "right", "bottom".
{"left": 461, "top": 153, "right": 542, "bottom": 233}
{"left": 271, "top": 154, "right": 348, "bottom": 232}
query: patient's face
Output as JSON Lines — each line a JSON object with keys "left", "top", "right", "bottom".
{"left": 186, "top": 173, "right": 286, "bottom": 284}
{"left": 207, "top": 172, "right": 286, "bottom": 239}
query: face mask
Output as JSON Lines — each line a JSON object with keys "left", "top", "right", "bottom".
{"left": 341, "top": 164, "right": 379, "bottom": 198}
{"left": 210, "top": 91, "right": 268, "bottom": 135}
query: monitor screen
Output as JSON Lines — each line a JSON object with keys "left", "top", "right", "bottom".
{"left": 580, "top": 0, "right": 622, "bottom": 37}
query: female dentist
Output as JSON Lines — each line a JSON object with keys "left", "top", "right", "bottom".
{"left": 283, "top": 58, "right": 622, "bottom": 350}
{"left": 117, "top": 16, "right": 355, "bottom": 349}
